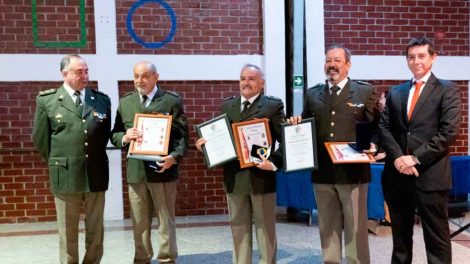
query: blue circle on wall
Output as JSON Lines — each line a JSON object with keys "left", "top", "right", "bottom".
{"left": 126, "top": 0, "right": 177, "bottom": 49}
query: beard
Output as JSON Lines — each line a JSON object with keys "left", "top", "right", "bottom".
{"left": 326, "top": 66, "right": 340, "bottom": 83}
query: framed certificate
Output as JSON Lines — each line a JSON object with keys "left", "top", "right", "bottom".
{"left": 324, "top": 142, "right": 374, "bottom": 164}
{"left": 196, "top": 114, "right": 238, "bottom": 168}
{"left": 129, "top": 114, "right": 172, "bottom": 157}
{"left": 232, "top": 118, "right": 272, "bottom": 168}
{"left": 282, "top": 118, "right": 318, "bottom": 172}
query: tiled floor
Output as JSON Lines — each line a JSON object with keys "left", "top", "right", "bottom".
{"left": 1, "top": 213, "right": 470, "bottom": 264}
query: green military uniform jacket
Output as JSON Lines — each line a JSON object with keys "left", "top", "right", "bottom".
{"left": 221, "top": 94, "right": 286, "bottom": 194}
{"left": 302, "top": 79, "right": 376, "bottom": 184}
{"left": 110, "top": 87, "right": 188, "bottom": 183}
{"left": 32, "top": 87, "right": 111, "bottom": 193}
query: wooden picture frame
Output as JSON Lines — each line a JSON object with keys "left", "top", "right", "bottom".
{"left": 129, "top": 113, "right": 172, "bottom": 156}
{"left": 324, "top": 142, "right": 374, "bottom": 164}
{"left": 232, "top": 118, "right": 272, "bottom": 168}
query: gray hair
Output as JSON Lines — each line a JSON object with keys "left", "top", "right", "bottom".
{"left": 60, "top": 54, "right": 83, "bottom": 72}
{"left": 325, "top": 44, "right": 352, "bottom": 63}
{"left": 136, "top": 60, "right": 158, "bottom": 73}
{"left": 241, "top": 63, "right": 264, "bottom": 79}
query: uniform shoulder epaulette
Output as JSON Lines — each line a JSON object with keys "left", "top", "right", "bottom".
{"left": 308, "top": 83, "right": 324, "bottom": 90}
{"left": 122, "top": 91, "right": 135, "bottom": 98}
{"left": 38, "top": 88, "right": 57, "bottom": 96}
{"left": 265, "top": 95, "right": 281, "bottom": 101}
{"left": 223, "top": 95, "right": 237, "bottom": 101}
{"left": 92, "top": 89, "right": 110, "bottom": 98}
{"left": 165, "top": 90, "right": 180, "bottom": 97}
{"left": 353, "top": 80, "right": 373, "bottom": 86}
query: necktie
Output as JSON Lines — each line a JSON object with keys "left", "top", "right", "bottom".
{"left": 74, "top": 91, "right": 83, "bottom": 114}
{"left": 241, "top": 100, "right": 250, "bottom": 115}
{"left": 141, "top": 95, "right": 148, "bottom": 108}
{"left": 331, "top": 86, "right": 340, "bottom": 96}
{"left": 408, "top": 80, "right": 423, "bottom": 120}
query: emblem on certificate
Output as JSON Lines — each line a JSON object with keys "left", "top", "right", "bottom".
{"left": 232, "top": 118, "right": 272, "bottom": 168}
{"left": 325, "top": 142, "right": 374, "bottom": 164}
{"left": 128, "top": 113, "right": 172, "bottom": 161}
{"left": 282, "top": 118, "right": 318, "bottom": 172}
{"left": 196, "top": 114, "right": 238, "bottom": 168}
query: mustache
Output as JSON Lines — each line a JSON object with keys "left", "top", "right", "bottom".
{"left": 327, "top": 66, "right": 339, "bottom": 73}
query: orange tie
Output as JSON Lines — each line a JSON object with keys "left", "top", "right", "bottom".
{"left": 408, "top": 80, "right": 424, "bottom": 120}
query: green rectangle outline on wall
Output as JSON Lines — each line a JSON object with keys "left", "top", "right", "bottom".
{"left": 31, "top": 0, "right": 87, "bottom": 48}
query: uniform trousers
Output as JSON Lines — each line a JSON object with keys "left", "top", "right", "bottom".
{"left": 54, "top": 192, "right": 105, "bottom": 264}
{"left": 129, "top": 181, "right": 177, "bottom": 264}
{"left": 314, "top": 183, "right": 369, "bottom": 264}
{"left": 227, "top": 192, "right": 277, "bottom": 264}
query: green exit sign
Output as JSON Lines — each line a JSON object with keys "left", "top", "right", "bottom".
{"left": 293, "top": 74, "right": 304, "bottom": 89}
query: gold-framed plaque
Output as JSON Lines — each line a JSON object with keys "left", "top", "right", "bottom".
{"left": 232, "top": 118, "right": 272, "bottom": 168}
{"left": 324, "top": 142, "right": 374, "bottom": 164}
{"left": 129, "top": 114, "right": 172, "bottom": 159}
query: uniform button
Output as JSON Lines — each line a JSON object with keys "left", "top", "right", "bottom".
{"left": 331, "top": 122, "right": 335, "bottom": 126}
{"left": 82, "top": 119, "right": 86, "bottom": 123}
{"left": 55, "top": 161, "right": 58, "bottom": 165}
{"left": 407, "top": 132, "right": 411, "bottom": 135}
{"left": 84, "top": 130, "right": 88, "bottom": 134}
{"left": 330, "top": 133, "right": 334, "bottom": 137}
{"left": 84, "top": 142, "right": 88, "bottom": 146}
{"left": 332, "top": 111, "right": 336, "bottom": 115}
{"left": 85, "top": 154, "right": 89, "bottom": 158}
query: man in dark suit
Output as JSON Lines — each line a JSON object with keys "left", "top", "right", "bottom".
{"left": 110, "top": 61, "right": 188, "bottom": 264}
{"left": 196, "top": 64, "right": 286, "bottom": 264}
{"left": 290, "top": 45, "right": 376, "bottom": 263}
{"left": 379, "top": 37, "right": 460, "bottom": 264}
{"left": 33, "top": 54, "right": 111, "bottom": 264}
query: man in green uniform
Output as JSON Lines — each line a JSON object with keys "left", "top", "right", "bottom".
{"left": 196, "top": 64, "right": 286, "bottom": 264}
{"left": 33, "top": 54, "right": 111, "bottom": 264}
{"left": 111, "top": 61, "right": 188, "bottom": 264}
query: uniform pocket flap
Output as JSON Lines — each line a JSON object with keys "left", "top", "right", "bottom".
{"left": 48, "top": 157, "right": 68, "bottom": 167}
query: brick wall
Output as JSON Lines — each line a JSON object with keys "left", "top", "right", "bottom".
{"left": 1, "top": 1, "right": 469, "bottom": 223}
{"left": 115, "top": 0, "right": 263, "bottom": 54}
{"left": 324, "top": 0, "right": 470, "bottom": 56}
{"left": 0, "top": 0, "right": 95, "bottom": 54}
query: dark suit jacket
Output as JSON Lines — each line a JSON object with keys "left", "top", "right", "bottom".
{"left": 222, "top": 94, "right": 286, "bottom": 194}
{"left": 379, "top": 73, "right": 460, "bottom": 191}
{"left": 33, "top": 87, "right": 111, "bottom": 193}
{"left": 110, "top": 87, "right": 188, "bottom": 183}
{"left": 302, "top": 79, "right": 376, "bottom": 184}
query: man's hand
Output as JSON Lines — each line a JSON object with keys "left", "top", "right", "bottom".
{"left": 394, "top": 155, "right": 419, "bottom": 177}
{"left": 255, "top": 150, "right": 275, "bottom": 171}
{"left": 123, "top": 127, "right": 141, "bottom": 144}
{"left": 288, "top": 116, "right": 302, "bottom": 125}
{"left": 195, "top": 138, "right": 206, "bottom": 152}
{"left": 155, "top": 155, "right": 177, "bottom": 173}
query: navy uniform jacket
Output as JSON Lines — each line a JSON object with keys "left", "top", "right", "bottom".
{"left": 302, "top": 79, "right": 376, "bottom": 184}
{"left": 110, "top": 88, "right": 188, "bottom": 183}
{"left": 33, "top": 87, "right": 111, "bottom": 193}
{"left": 221, "top": 94, "right": 286, "bottom": 194}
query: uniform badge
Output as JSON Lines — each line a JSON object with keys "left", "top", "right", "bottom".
{"left": 55, "top": 113, "right": 63, "bottom": 119}
{"left": 93, "top": 112, "right": 107, "bottom": 121}
{"left": 347, "top": 103, "right": 364, "bottom": 107}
